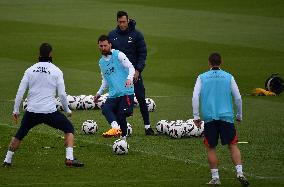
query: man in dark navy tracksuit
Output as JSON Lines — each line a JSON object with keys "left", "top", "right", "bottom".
{"left": 109, "top": 10, "right": 154, "bottom": 135}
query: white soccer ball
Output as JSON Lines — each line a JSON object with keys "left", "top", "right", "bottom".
{"left": 156, "top": 120, "right": 169, "bottom": 134}
{"left": 112, "top": 139, "right": 129, "bottom": 155}
{"left": 96, "top": 93, "right": 108, "bottom": 109}
{"left": 82, "top": 120, "right": 98, "bottom": 134}
{"left": 145, "top": 98, "right": 156, "bottom": 112}
{"left": 127, "top": 123, "right": 133, "bottom": 137}
{"left": 185, "top": 119, "right": 204, "bottom": 137}
{"left": 82, "top": 95, "right": 96, "bottom": 110}
{"left": 77, "top": 95, "right": 87, "bottom": 110}
{"left": 22, "top": 98, "right": 28, "bottom": 110}
{"left": 168, "top": 122, "right": 185, "bottom": 139}
{"left": 56, "top": 97, "right": 64, "bottom": 111}
{"left": 182, "top": 122, "right": 195, "bottom": 137}
{"left": 67, "top": 95, "right": 80, "bottom": 110}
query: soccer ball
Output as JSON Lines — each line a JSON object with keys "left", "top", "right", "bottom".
{"left": 112, "top": 139, "right": 129, "bottom": 155}
{"left": 82, "top": 95, "right": 96, "bottom": 110}
{"left": 185, "top": 119, "right": 204, "bottom": 137}
{"left": 127, "top": 123, "right": 133, "bottom": 137}
{"left": 156, "top": 120, "right": 169, "bottom": 134}
{"left": 55, "top": 97, "right": 64, "bottom": 111}
{"left": 82, "top": 120, "right": 98, "bottom": 134}
{"left": 77, "top": 95, "right": 87, "bottom": 110}
{"left": 182, "top": 121, "right": 195, "bottom": 137}
{"left": 168, "top": 122, "right": 185, "bottom": 139}
{"left": 67, "top": 95, "right": 80, "bottom": 110}
{"left": 22, "top": 98, "right": 28, "bottom": 110}
{"left": 145, "top": 98, "right": 156, "bottom": 112}
{"left": 96, "top": 93, "right": 108, "bottom": 109}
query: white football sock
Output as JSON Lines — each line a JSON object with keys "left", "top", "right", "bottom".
{"left": 4, "top": 150, "right": 14, "bottom": 163}
{"left": 235, "top": 165, "right": 243, "bottom": 174}
{"left": 111, "top": 121, "right": 119, "bottom": 129}
{"left": 144, "top": 125, "right": 150, "bottom": 129}
{"left": 66, "top": 147, "right": 74, "bottom": 160}
{"left": 211, "top": 169, "right": 219, "bottom": 179}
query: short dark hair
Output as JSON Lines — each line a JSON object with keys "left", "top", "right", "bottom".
{"left": 209, "top": 52, "right": 222, "bottom": 66}
{"left": 117, "top": 10, "right": 128, "bottom": 20}
{"left": 97, "top": 35, "right": 111, "bottom": 44}
{"left": 40, "top": 43, "right": 52, "bottom": 57}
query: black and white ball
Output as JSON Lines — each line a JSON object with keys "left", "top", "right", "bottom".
{"left": 96, "top": 93, "right": 108, "bottom": 109}
{"left": 112, "top": 139, "right": 129, "bottom": 155}
{"left": 82, "top": 95, "right": 96, "bottom": 110}
{"left": 56, "top": 97, "right": 64, "bottom": 111}
{"left": 168, "top": 122, "right": 185, "bottom": 139}
{"left": 145, "top": 98, "right": 156, "bottom": 112}
{"left": 82, "top": 120, "right": 98, "bottom": 134}
{"left": 67, "top": 95, "right": 80, "bottom": 110}
{"left": 156, "top": 120, "right": 169, "bottom": 134}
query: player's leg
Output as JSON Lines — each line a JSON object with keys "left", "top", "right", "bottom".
{"left": 203, "top": 120, "right": 221, "bottom": 185}
{"left": 101, "top": 97, "right": 121, "bottom": 137}
{"left": 219, "top": 121, "right": 249, "bottom": 186}
{"left": 44, "top": 111, "right": 83, "bottom": 167}
{"left": 134, "top": 75, "right": 154, "bottom": 135}
{"left": 117, "top": 94, "right": 134, "bottom": 139}
{"left": 3, "top": 111, "right": 40, "bottom": 167}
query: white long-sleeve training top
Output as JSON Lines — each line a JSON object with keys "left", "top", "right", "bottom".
{"left": 13, "top": 62, "right": 71, "bottom": 114}
{"left": 192, "top": 75, "right": 242, "bottom": 120}
{"left": 97, "top": 49, "right": 135, "bottom": 95}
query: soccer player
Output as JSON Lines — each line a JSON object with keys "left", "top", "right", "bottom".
{"left": 192, "top": 53, "right": 249, "bottom": 186}
{"left": 108, "top": 11, "right": 155, "bottom": 135}
{"left": 3, "top": 43, "right": 84, "bottom": 167}
{"left": 94, "top": 35, "right": 135, "bottom": 139}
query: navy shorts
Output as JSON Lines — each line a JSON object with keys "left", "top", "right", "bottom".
{"left": 203, "top": 120, "right": 238, "bottom": 148}
{"left": 103, "top": 94, "right": 134, "bottom": 117}
{"left": 15, "top": 111, "right": 74, "bottom": 140}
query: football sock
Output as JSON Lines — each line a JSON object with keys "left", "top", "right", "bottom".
{"left": 111, "top": 121, "right": 119, "bottom": 129}
{"left": 4, "top": 150, "right": 14, "bottom": 163}
{"left": 211, "top": 169, "right": 219, "bottom": 179}
{"left": 235, "top": 165, "right": 243, "bottom": 174}
{"left": 144, "top": 125, "right": 150, "bottom": 129}
{"left": 66, "top": 147, "right": 74, "bottom": 160}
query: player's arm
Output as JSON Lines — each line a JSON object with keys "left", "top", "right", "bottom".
{"left": 57, "top": 71, "right": 72, "bottom": 116}
{"left": 118, "top": 52, "right": 135, "bottom": 87}
{"left": 94, "top": 73, "right": 108, "bottom": 102}
{"left": 231, "top": 76, "right": 242, "bottom": 122}
{"left": 12, "top": 71, "right": 29, "bottom": 123}
{"left": 192, "top": 76, "right": 202, "bottom": 127}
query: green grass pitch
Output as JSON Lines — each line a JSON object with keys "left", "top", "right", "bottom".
{"left": 0, "top": 0, "right": 284, "bottom": 186}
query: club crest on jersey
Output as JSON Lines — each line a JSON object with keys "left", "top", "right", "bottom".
{"left": 128, "top": 36, "right": 133, "bottom": 43}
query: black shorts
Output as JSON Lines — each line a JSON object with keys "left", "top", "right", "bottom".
{"left": 203, "top": 120, "right": 238, "bottom": 148}
{"left": 15, "top": 111, "right": 74, "bottom": 140}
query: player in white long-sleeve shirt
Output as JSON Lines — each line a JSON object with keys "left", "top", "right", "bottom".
{"left": 3, "top": 43, "right": 83, "bottom": 167}
{"left": 192, "top": 53, "right": 249, "bottom": 186}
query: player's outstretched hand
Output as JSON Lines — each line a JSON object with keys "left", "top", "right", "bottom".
{"left": 193, "top": 119, "right": 202, "bottom": 128}
{"left": 93, "top": 93, "right": 101, "bottom": 102}
{"left": 12, "top": 113, "right": 19, "bottom": 124}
